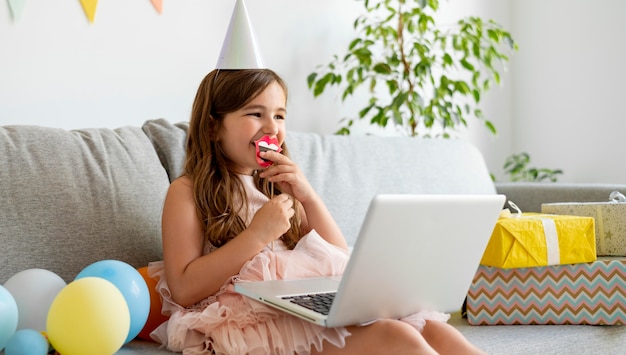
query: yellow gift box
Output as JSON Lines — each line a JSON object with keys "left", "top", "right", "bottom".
{"left": 480, "top": 212, "right": 596, "bottom": 269}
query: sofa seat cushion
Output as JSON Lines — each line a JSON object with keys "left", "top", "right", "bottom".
{"left": 0, "top": 125, "right": 170, "bottom": 283}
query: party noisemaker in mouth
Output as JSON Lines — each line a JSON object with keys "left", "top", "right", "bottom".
{"left": 255, "top": 135, "right": 282, "bottom": 168}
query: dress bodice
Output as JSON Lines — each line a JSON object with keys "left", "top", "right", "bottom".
{"left": 202, "top": 174, "right": 286, "bottom": 254}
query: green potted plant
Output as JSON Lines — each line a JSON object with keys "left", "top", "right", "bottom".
{"left": 307, "top": 0, "right": 518, "bottom": 138}
{"left": 502, "top": 152, "right": 564, "bottom": 182}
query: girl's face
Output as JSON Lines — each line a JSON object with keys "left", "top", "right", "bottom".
{"left": 218, "top": 81, "right": 287, "bottom": 175}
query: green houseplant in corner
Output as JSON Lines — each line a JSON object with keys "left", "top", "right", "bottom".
{"left": 307, "top": 0, "right": 517, "bottom": 138}
{"left": 503, "top": 152, "right": 564, "bottom": 182}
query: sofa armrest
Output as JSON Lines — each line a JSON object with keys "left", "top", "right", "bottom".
{"left": 495, "top": 182, "right": 626, "bottom": 213}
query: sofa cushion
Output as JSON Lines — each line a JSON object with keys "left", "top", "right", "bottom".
{"left": 286, "top": 133, "right": 496, "bottom": 246}
{"left": 0, "top": 125, "right": 170, "bottom": 283}
{"left": 142, "top": 118, "right": 189, "bottom": 183}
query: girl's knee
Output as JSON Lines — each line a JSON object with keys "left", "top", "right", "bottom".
{"left": 369, "top": 319, "right": 433, "bottom": 351}
{"left": 422, "top": 320, "right": 485, "bottom": 355}
{"left": 330, "top": 320, "right": 437, "bottom": 355}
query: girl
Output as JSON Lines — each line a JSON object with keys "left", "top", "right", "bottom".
{"left": 149, "top": 69, "right": 485, "bottom": 355}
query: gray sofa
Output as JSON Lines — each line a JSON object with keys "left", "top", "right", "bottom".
{"left": 2, "top": 118, "right": 626, "bottom": 354}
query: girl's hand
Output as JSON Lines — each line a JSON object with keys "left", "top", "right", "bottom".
{"left": 258, "top": 151, "right": 348, "bottom": 251}
{"left": 258, "top": 151, "right": 316, "bottom": 203}
{"left": 248, "top": 193, "right": 294, "bottom": 245}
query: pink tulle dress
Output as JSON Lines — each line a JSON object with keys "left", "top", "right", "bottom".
{"left": 148, "top": 175, "right": 449, "bottom": 355}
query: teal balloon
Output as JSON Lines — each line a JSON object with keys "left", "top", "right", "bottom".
{"left": 0, "top": 285, "right": 18, "bottom": 351}
{"left": 75, "top": 260, "right": 150, "bottom": 343}
{"left": 5, "top": 329, "right": 48, "bottom": 355}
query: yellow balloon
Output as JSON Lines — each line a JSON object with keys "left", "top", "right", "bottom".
{"left": 47, "top": 277, "right": 130, "bottom": 355}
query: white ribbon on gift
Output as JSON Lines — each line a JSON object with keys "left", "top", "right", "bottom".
{"left": 541, "top": 218, "right": 560, "bottom": 265}
{"left": 610, "top": 191, "right": 626, "bottom": 202}
{"left": 507, "top": 201, "right": 561, "bottom": 265}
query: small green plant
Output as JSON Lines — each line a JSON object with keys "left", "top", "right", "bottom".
{"left": 307, "top": 0, "right": 518, "bottom": 137}
{"left": 503, "top": 152, "right": 563, "bottom": 182}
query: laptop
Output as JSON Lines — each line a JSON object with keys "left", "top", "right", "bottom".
{"left": 234, "top": 194, "right": 505, "bottom": 327}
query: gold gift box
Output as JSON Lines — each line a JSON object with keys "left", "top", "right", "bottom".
{"left": 542, "top": 197, "right": 626, "bottom": 256}
{"left": 480, "top": 212, "right": 596, "bottom": 269}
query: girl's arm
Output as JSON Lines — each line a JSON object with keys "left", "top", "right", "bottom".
{"left": 298, "top": 192, "right": 348, "bottom": 251}
{"left": 259, "top": 151, "right": 348, "bottom": 251}
{"left": 161, "top": 177, "right": 293, "bottom": 307}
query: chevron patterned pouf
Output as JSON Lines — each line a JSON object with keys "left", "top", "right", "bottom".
{"left": 466, "top": 258, "right": 626, "bottom": 325}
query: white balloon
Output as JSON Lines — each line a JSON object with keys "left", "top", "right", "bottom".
{"left": 4, "top": 268, "right": 66, "bottom": 331}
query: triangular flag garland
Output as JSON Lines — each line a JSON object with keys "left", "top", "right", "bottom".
{"left": 79, "top": 0, "right": 98, "bottom": 24}
{"left": 150, "top": 0, "right": 163, "bottom": 15}
{"left": 4, "top": 0, "right": 166, "bottom": 24}
{"left": 7, "top": 0, "right": 27, "bottom": 22}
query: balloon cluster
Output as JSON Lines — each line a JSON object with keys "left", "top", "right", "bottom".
{"left": 0, "top": 261, "right": 169, "bottom": 355}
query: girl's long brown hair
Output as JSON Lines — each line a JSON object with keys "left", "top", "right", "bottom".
{"left": 184, "top": 69, "right": 303, "bottom": 250}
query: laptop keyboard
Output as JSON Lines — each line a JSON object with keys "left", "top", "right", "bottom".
{"left": 281, "top": 292, "right": 336, "bottom": 316}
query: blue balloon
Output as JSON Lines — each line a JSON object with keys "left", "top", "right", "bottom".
{"left": 75, "top": 260, "right": 150, "bottom": 344}
{"left": 0, "top": 285, "right": 18, "bottom": 351}
{"left": 5, "top": 329, "right": 48, "bottom": 355}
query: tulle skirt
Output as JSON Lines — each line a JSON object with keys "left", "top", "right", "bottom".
{"left": 148, "top": 230, "right": 449, "bottom": 355}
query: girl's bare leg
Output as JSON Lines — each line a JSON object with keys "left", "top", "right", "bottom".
{"left": 421, "top": 320, "right": 487, "bottom": 355}
{"left": 311, "top": 319, "right": 438, "bottom": 355}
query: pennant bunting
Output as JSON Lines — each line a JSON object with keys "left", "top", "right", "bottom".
{"left": 5, "top": 0, "right": 166, "bottom": 24}
{"left": 79, "top": 0, "right": 98, "bottom": 24}
{"left": 7, "top": 0, "right": 27, "bottom": 22}
{"left": 150, "top": 0, "right": 162, "bottom": 14}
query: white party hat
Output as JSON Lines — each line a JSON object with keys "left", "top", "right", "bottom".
{"left": 216, "top": 0, "right": 265, "bottom": 69}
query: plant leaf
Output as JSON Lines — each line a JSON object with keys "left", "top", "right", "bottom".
{"left": 373, "top": 63, "right": 392, "bottom": 74}
{"left": 306, "top": 72, "right": 317, "bottom": 89}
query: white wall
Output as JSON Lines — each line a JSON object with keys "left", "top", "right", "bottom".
{"left": 1, "top": 1, "right": 622, "bottom": 183}
{"left": 510, "top": 0, "right": 626, "bottom": 183}
{"left": 0, "top": 0, "right": 363, "bottom": 131}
